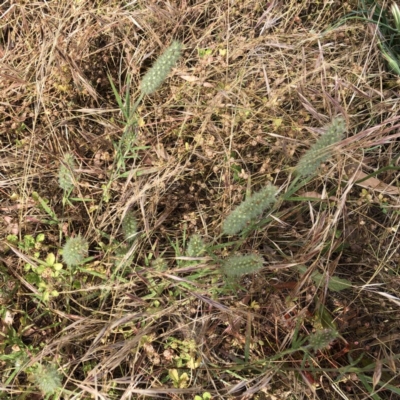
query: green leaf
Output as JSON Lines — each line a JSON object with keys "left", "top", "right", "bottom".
{"left": 315, "top": 299, "right": 337, "bottom": 330}
{"left": 297, "top": 265, "right": 351, "bottom": 292}
{"left": 107, "top": 73, "right": 128, "bottom": 120}
{"left": 32, "top": 192, "right": 59, "bottom": 222}
{"left": 45, "top": 253, "right": 56, "bottom": 266}
{"left": 327, "top": 275, "right": 352, "bottom": 292}
{"left": 169, "top": 369, "right": 179, "bottom": 382}
{"left": 53, "top": 263, "right": 63, "bottom": 271}
{"left": 6, "top": 234, "right": 18, "bottom": 244}
{"left": 36, "top": 233, "right": 45, "bottom": 243}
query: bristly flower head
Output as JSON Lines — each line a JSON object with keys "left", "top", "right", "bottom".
{"left": 295, "top": 116, "right": 346, "bottom": 177}
{"left": 122, "top": 210, "right": 138, "bottom": 242}
{"left": 222, "top": 185, "right": 278, "bottom": 236}
{"left": 140, "top": 41, "right": 183, "bottom": 95}
{"left": 62, "top": 235, "right": 88, "bottom": 267}
{"left": 308, "top": 328, "right": 339, "bottom": 351}
{"left": 221, "top": 253, "right": 264, "bottom": 277}
{"left": 33, "top": 363, "right": 62, "bottom": 395}
{"left": 186, "top": 234, "right": 206, "bottom": 257}
{"left": 59, "top": 153, "right": 77, "bottom": 192}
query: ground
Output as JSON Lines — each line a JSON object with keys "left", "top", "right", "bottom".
{"left": 1, "top": 0, "right": 400, "bottom": 399}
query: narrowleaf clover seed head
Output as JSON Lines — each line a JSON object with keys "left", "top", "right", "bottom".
{"left": 59, "top": 152, "right": 77, "bottom": 192}
{"left": 62, "top": 235, "right": 88, "bottom": 267}
{"left": 295, "top": 117, "right": 346, "bottom": 177}
{"left": 186, "top": 234, "right": 206, "bottom": 257}
{"left": 34, "top": 363, "right": 62, "bottom": 395}
{"left": 308, "top": 328, "right": 339, "bottom": 351}
{"left": 120, "top": 128, "right": 137, "bottom": 154}
{"left": 222, "top": 185, "right": 278, "bottom": 235}
{"left": 221, "top": 254, "right": 264, "bottom": 277}
{"left": 122, "top": 211, "right": 138, "bottom": 242}
{"left": 140, "top": 41, "right": 183, "bottom": 95}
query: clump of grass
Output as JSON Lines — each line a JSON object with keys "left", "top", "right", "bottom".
{"left": 5, "top": 1, "right": 400, "bottom": 398}
{"left": 105, "top": 40, "right": 183, "bottom": 195}
{"left": 379, "top": 3, "right": 400, "bottom": 75}
{"left": 337, "top": 1, "right": 400, "bottom": 75}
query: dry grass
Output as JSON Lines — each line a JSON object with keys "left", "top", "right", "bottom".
{"left": 1, "top": 0, "right": 400, "bottom": 399}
